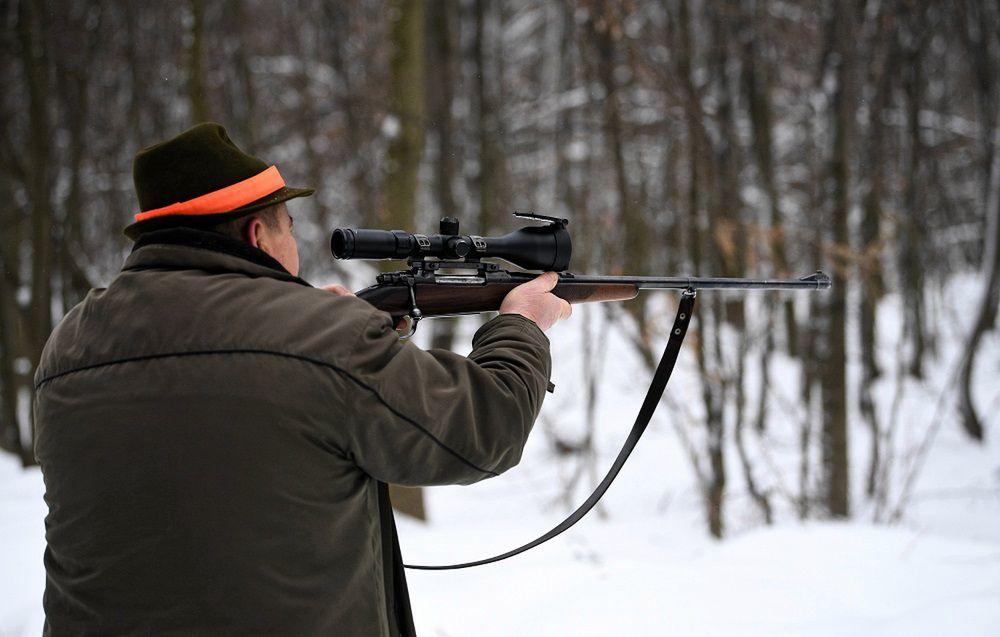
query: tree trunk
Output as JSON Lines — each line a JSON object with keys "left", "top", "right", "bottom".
{"left": 674, "top": 0, "right": 706, "bottom": 275}
{"left": 673, "top": 0, "right": 725, "bottom": 537}
{"left": 701, "top": 300, "right": 727, "bottom": 539}
{"left": 14, "top": 0, "right": 55, "bottom": 466}
{"left": 819, "top": 0, "right": 853, "bottom": 518}
{"left": 707, "top": 7, "right": 745, "bottom": 329}
{"left": 231, "top": 0, "right": 257, "bottom": 150}
{"left": 58, "top": 3, "right": 101, "bottom": 313}
{"left": 957, "top": 120, "right": 999, "bottom": 443}
{"left": 124, "top": 2, "right": 155, "bottom": 144}
{"left": 473, "top": 0, "right": 508, "bottom": 235}
{"left": 735, "top": 328, "right": 773, "bottom": 524}
{"left": 740, "top": 0, "right": 796, "bottom": 354}
{"left": 427, "top": 0, "right": 460, "bottom": 352}
{"left": 324, "top": 3, "right": 379, "bottom": 227}
{"left": 956, "top": 0, "right": 1000, "bottom": 442}
{"left": 899, "top": 6, "right": 929, "bottom": 379}
{"left": 588, "top": 0, "right": 652, "bottom": 364}
{"left": 185, "top": 0, "right": 212, "bottom": 124}
{"left": 292, "top": 8, "right": 330, "bottom": 236}
{"left": 798, "top": 295, "right": 817, "bottom": 520}
{"left": 386, "top": 0, "right": 427, "bottom": 520}
{"left": 0, "top": 213, "right": 26, "bottom": 460}
{"left": 428, "top": 0, "right": 459, "bottom": 222}
{"left": 859, "top": 1, "right": 895, "bottom": 494}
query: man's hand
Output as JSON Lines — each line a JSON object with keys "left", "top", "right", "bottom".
{"left": 499, "top": 272, "right": 572, "bottom": 332}
{"left": 321, "top": 283, "right": 355, "bottom": 297}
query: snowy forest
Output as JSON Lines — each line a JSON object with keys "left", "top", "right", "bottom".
{"left": 1, "top": 0, "right": 998, "bottom": 549}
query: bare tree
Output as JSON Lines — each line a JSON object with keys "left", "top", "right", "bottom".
{"left": 815, "top": 0, "right": 855, "bottom": 518}
{"left": 956, "top": 0, "right": 1000, "bottom": 443}
{"left": 384, "top": 0, "right": 427, "bottom": 521}
{"left": 185, "top": 0, "right": 212, "bottom": 124}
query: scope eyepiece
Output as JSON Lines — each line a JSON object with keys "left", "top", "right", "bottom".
{"left": 330, "top": 229, "right": 417, "bottom": 260}
{"left": 331, "top": 217, "right": 572, "bottom": 271}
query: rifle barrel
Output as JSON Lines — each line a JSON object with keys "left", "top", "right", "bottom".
{"left": 558, "top": 271, "right": 831, "bottom": 290}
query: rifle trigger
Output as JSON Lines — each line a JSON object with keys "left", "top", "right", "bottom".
{"left": 397, "top": 277, "right": 422, "bottom": 339}
{"left": 397, "top": 314, "right": 418, "bottom": 339}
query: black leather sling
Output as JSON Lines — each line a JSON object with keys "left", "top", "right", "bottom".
{"left": 405, "top": 290, "right": 697, "bottom": 570}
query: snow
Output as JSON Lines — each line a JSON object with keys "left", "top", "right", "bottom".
{"left": 2, "top": 281, "right": 999, "bottom": 635}
{"left": 0, "top": 459, "right": 46, "bottom": 636}
{"left": 401, "top": 520, "right": 1000, "bottom": 637}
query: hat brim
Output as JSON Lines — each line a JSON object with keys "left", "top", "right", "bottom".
{"left": 123, "top": 186, "right": 314, "bottom": 241}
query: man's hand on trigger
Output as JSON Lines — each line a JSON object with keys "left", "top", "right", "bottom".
{"left": 499, "top": 271, "right": 572, "bottom": 332}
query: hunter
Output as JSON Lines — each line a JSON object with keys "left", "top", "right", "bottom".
{"left": 33, "top": 122, "right": 570, "bottom": 636}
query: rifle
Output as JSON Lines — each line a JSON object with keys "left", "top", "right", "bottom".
{"left": 331, "top": 212, "right": 830, "bottom": 336}
{"left": 330, "top": 212, "right": 830, "bottom": 571}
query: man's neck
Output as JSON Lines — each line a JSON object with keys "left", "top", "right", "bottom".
{"left": 131, "top": 226, "right": 291, "bottom": 275}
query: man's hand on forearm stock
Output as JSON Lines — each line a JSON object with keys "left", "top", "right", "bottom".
{"left": 324, "top": 275, "right": 570, "bottom": 334}
{"left": 499, "top": 271, "right": 572, "bottom": 332}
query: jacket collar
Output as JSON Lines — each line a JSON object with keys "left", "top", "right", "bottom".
{"left": 124, "top": 227, "right": 310, "bottom": 286}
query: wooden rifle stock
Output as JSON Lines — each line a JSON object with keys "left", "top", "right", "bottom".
{"left": 354, "top": 270, "right": 829, "bottom": 329}
{"left": 356, "top": 279, "right": 640, "bottom": 324}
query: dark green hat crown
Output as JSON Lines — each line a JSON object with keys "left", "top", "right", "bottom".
{"left": 125, "top": 122, "right": 313, "bottom": 240}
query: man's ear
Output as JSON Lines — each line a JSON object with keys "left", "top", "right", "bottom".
{"left": 244, "top": 217, "right": 265, "bottom": 250}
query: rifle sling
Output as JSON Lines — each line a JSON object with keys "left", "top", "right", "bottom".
{"left": 404, "top": 289, "right": 697, "bottom": 570}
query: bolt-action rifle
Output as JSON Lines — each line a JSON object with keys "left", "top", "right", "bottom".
{"left": 331, "top": 212, "right": 830, "bottom": 336}
{"left": 330, "top": 212, "right": 830, "bottom": 571}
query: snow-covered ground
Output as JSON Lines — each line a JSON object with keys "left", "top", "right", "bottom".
{"left": 2, "top": 279, "right": 998, "bottom": 635}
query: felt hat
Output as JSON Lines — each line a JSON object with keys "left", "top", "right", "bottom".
{"left": 124, "top": 122, "right": 314, "bottom": 240}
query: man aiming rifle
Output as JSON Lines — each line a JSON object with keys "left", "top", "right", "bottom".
{"left": 33, "top": 122, "right": 570, "bottom": 636}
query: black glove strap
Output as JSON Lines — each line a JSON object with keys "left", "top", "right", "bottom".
{"left": 405, "top": 289, "right": 697, "bottom": 570}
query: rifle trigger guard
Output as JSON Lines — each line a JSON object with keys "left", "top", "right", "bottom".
{"left": 397, "top": 277, "right": 422, "bottom": 339}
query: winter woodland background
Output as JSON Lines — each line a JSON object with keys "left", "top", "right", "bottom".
{"left": 1, "top": 0, "right": 998, "bottom": 634}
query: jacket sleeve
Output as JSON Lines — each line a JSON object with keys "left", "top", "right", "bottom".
{"left": 334, "top": 308, "right": 552, "bottom": 487}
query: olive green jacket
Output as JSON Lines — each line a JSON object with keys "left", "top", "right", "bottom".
{"left": 34, "top": 229, "right": 551, "bottom": 636}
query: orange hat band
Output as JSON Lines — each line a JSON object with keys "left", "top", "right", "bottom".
{"left": 134, "top": 165, "right": 285, "bottom": 222}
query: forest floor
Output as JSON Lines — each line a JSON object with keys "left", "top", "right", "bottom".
{"left": 1, "top": 278, "right": 998, "bottom": 635}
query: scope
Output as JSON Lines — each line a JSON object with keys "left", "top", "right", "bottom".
{"left": 331, "top": 214, "right": 572, "bottom": 271}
